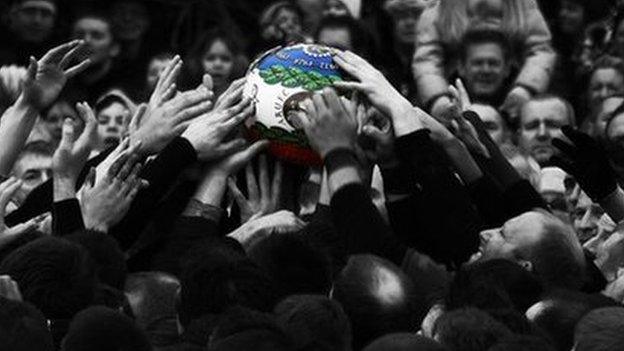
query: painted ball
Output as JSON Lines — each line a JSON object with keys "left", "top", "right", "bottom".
{"left": 243, "top": 43, "right": 344, "bottom": 166}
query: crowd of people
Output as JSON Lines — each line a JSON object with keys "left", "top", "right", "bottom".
{"left": 2, "top": 0, "right": 624, "bottom": 350}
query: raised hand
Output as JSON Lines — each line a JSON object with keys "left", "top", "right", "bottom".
{"left": 148, "top": 55, "right": 182, "bottom": 110}
{"left": 551, "top": 126, "right": 616, "bottom": 202}
{"left": 0, "top": 178, "right": 45, "bottom": 246}
{"left": 499, "top": 86, "right": 531, "bottom": 124}
{"left": 292, "top": 88, "right": 358, "bottom": 158}
{"left": 213, "top": 78, "right": 245, "bottom": 112}
{"left": 22, "top": 40, "right": 91, "bottom": 110}
{"left": 448, "top": 80, "right": 489, "bottom": 158}
{"left": 52, "top": 102, "right": 98, "bottom": 182}
{"left": 358, "top": 107, "right": 398, "bottom": 169}
{"left": 80, "top": 140, "right": 148, "bottom": 232}
{"left": 228, "top": 155, "right": 283, "bottom": 223}
{"left": 181, "top": 94, "right": 254, "bottom": 161}
{"left": 131, "top": 85, "right": 213, "bottom": 155}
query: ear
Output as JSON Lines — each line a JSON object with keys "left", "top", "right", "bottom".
{"left": 518, "top": 260, "right": 533, "bottom": 272}
{"left": 110, "top": 42, "right": 121, "bottom": 58}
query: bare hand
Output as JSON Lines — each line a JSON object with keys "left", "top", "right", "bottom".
{"left": 22, "top": 40, "right": 91, "bottom": 110}
{"left": 148, "top": 55, "right": 182, "bottom": 110}
{"left": 52, "top": 102, "right": 98, "bottom": 181}
{"left": 228, "top": 155, "right": 283, "bottom": 223}
{"left": 448, "top": 80, "right": 489, "bottom": 158}
{"left": 227, "top": 210, "right": 306, "bottom": 250}
{"left": 0, "top": 178, "right": 45, "bottom": 246}
{"left": 500, "top": 86, "right": 531, "bottom": 124}
{"left": 359, "top": 106, "right": 397, "bottom": 169}
{"left": 80, "top": 141, "right": 148, "bottom": 232}
{"left": 293, "top": 88, "right": 358, "bottom": 158}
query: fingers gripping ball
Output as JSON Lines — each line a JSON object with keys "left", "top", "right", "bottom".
{"left": 244, "top": 44, "right": 346, "bottom": 166}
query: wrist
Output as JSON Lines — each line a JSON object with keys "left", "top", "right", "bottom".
{"left": 194, "top": 172, "right": 227, "bottom": 206}
{"left": 53, "top": 177, "right": 77, "bottom": 201}
{"left": 324, "top": 148, "right": 359, "bottom": 175}
{"left": 319, "top": 143, "right": 355, "bottom": 160}
{"left": 13, "top": 94, "right": 39, "bottom": 116}
{"left": 393, "top": 107, "right": 425, "bottom": 138}
{"left": 83, "top": 216, "right": 109, "bottom": 233}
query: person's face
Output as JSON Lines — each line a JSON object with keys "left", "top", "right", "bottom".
{"left": 97, "top": 102, "right": 129, "bottom": 148}
{"left": 274, "top": 8, "right": 303, "bottom": 39}
{"left": 471, "top": 104, "right": 505, "bottom": 144}
{"left": 111, "top": 1, "right": 150, "bottom": 41}
{"left": 146, "top": 57, "right": 172, "bottom": 92}
{"left": 573, "top": 191, "right": 604, "bottom": 243}
{"left": 317, "top": 27, "right": 353, "bottom": 51}
{"left": 594, "top": 96, "right": 624, "bottom": 139}
{"left": 588, "top": 68, "right": 624, "bottom": 114}
{"left": 12, "top": 153, "right": 52, "bottom": 203}
{"left": 392, "top": 9, "right": 420, "bottom": 45}
{"left": 9, "top": 0, "right": 56, "bottom": 43}
{"left": 519, "top": 99, "right": 570, "bottom": 165}
{"left": 323, "top": 0, "right": 350, "bottom": 17}
{"left": 477, "top": 211, "right": 545, "bottom": 262}
{"left": 43, "top": 101, "right": 80, "bottom": 142}
{"left": 202, "top": 40, "right": 234, "bottom": 89}
{"left": 558, "top": 0, "right": 585, "bottom": 34}
{"left": 460, "top": 43, "right": 509, "bottom": 98}
{"left": 72, "top": 17, "right": 118, "bottom": 65}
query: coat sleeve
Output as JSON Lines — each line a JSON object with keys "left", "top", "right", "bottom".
{"left": 412, "top": 2, "right": 449, "bottom": 107}
{"left": 514, "top": 0, "right": 557, "bottom": 93}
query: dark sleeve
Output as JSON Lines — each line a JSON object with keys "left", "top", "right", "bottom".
{"left": 581, "top": 249, "right": 608, "bottom": 293}
{"left": 110, "top": 137, "right": 198, "bottom": 250}
{"left": 330, "top": 183, "right": 407, "bottom": 266}
{"left": 149, "top": 216, "right": 227, "bottom": 276}
{"left": 52, "top": 199, "right": 85, "bottom": 236}
{"left": 6, "top": 148, "right": 114, "bottom": 227}
{"left": 386, "top": 130, "right": 481, "bottom": 268}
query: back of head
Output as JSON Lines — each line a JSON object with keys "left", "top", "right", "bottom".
{"left": 434, "top": 307, "right": 512, "bottom": 351}
{"left": 526, "top": 290, "right": 618, "bottom": 351}
{"left": 363, "top": 333, "right": 449, "bottom": 351}
{"left": 274, "top": 294, "right": 351, "bottom": 351}
{"left": 332, "top": 254, "right": 421, "bottom": 350}
{"left": 248, "top": 233, "right": 332, "bottom": 297}
{"left": 574, "top": 307, "right": 624, "bottom": 351}
{"left": 208, "top": 306, "right": 294, "bottom": 351}
{"left": 487, "top": 335, "right": 556, "bottom": 351}
{"left": 125, "top": 272, "right": 180, "bottom": 347}
{"left": 61, "top": 306, "right": 151, "bottom": 351}
{"left": 0, "top": 237, "right": 95, "bottom": 320}
{"left": 178, "top": 243, "right": 279, "bottom": 327}
{"left": 0, "top": 297, "right": 53, "bottom": 351}
{"left": 448, "top": 259, "right": 544, "bottom": 313}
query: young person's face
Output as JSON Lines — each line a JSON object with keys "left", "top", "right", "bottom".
{"left": 324, "top": 0, "right": 350, "bottom": 17}
{"left": 317, "top": 27, "right": 353, "bottom": 51}
{"left": 518, "top": 99, "right": 570, "bottom": 166}
{"left": 391, "top": 9, "right": 419, "bottom": 45}
{"left": 588, "top": 68, "right": 624, "bottom": 114}
{"left": 9, "top": 0, "right": 56, "bottom": 43}
{"left": 460, "top": 42, "right": 509, "bottom": 99}
{"left": 274, "top": 8, "right": 303, "bottom": 38}
{"left": 43, "top": 101, "right": 80, "bottom": 142}
{"left": 146, "top": 57, "right": 172, "bottom": 92}
{"left": 72, "top": 17, "right": 118, "bottom": 65}
{"left": 12, "top": 152, "right": 52, "bottom": 203}
{"left": 97, "top": 101, "right": 128, "bottom": 148}
{"left": 111, "top": 1, "right": 150, "bottom": 41}
{"left": 558, "top": 0, "right": 585, "bottom": 34}
{"left": 202, "top": 40, "right": 234, "bottom": 89}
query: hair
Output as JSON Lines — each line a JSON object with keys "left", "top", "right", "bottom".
{"left": 207, "top": 306, "right": 294, "bottom": 351}
{"left": 177, "top": 241, "right": 280, "bottom": 327}
{"left": 0, "top": 237, "right": 96, "bottom": 320}
{"left": 488, "top": 335, "right": 556, "bottom": 351}
{"left": 124, "top": 272, "right": 180, "bottom": 347}
{"left": 589, "top": 55, "right": 624, "bottom": 79}
{"left": 72, "top": 6, "right": 114, "bottom": 31}
{"left": 315, "top": 15, "right": 374, "bottom": 58}
{"left": 332, "top": 254, "right": 422, "bottom": 350}
{"left": 66, "top": 230, "right": 127, "bottom": 290}
{"left": 20, "top": 141, "right": 55, "bottom": 158}
{"left": 574, "top": 307, "right": 624, "bottom": 351}
{"left": 447, "top": 259, "right": 544, "bottom": 313}
{"left": 259, "top": 1, "right": 303, "bottom": 29}
{"left": 527, "top": 290, "right": 619, "bottom": 351}
{"left": 0, "top": 297, "right": 54, "bottom": 351}
{"left": 274, "top": 294, "right": 352, "bottom": 351}
{"left": 459, "top": 28, "right": 512, "bottom": 63}
{"left": 61, "top": 306, "right": 151, "bottom": 351}
{"left": 434, "top": 307, "right": 512, "bottom": 351}
{"left": 247, "top": 232, "right": 332, "bottom": 297}
{"left": 520, "top": 95, "right": 577, "bottom": 128}
{"left": 512, "top": 213, "right": 586, "bottom": 290}
{"left": 149, "top": 52, "right": 174, "bottom": 64}
{"left": 94, "top": 90, "right": 135, "bottom": 115}
{"left": 363, "top": 333, "right": 450, "bottom": 351}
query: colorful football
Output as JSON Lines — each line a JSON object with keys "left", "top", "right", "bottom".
{"left": 243, "top": 43, "right": 344, "bottom": 166}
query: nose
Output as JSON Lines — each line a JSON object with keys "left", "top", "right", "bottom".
{"left": 536, "top": 122, "right": 549, "bottom": 139}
